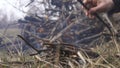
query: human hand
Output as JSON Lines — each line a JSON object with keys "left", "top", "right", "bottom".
{"left": 83, "top": 0, "right": 114, "bottom": 18}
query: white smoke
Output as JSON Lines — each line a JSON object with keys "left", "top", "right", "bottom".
{"left": 0, "top": 0, "right": 30, "bottom": 22}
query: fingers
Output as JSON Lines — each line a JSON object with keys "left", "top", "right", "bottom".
{"left": 83, "top": 0, "right": 106, "bottom": 14}
{"left": 82, "top": 0, "right": 91, "bottom": 16}
{"left": 83, "top": 0, "right": 96, "bottom": 18}
{"left": 83, "top": 0, "right": 105, "bottom": 18}
{"left": 88, "top": 3, "right": 105, "bottom": 14}
{"left": 86, "top": 3, "right": 104, "bottom": 18}
{"left": 83, "top": 0, "right": 92, "bottom": 5}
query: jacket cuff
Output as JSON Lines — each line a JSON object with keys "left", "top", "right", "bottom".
{"left": 113, "top": 0, "right": 120, "bottom": 10}
{"left": 108, "top": 0, "right": 120, "bottom": 14}
{"left": 113, "top": 0, "right": 120, "bottom": 7}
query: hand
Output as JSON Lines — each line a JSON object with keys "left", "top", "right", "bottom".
{"left": 83, "top": 0, "right": 114, "bottom": 18}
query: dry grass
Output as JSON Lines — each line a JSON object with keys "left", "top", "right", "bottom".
{"left": 0, "top": 27, "right": 119, "bottom": 68}
{"left": 0, "top": 40, "right": 120, "bottom": 68}
{"left": 0, "top": 28, "right": 120, "bottom": 68}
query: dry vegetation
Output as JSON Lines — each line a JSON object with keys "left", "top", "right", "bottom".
{"left": 0, "top": 0, "right": 120, "bottom": 68}
{"left": 0, "top": 28, "right": 120, "bottom": 68}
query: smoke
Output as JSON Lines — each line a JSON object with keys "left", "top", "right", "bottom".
{"left": 0, "top": 0, "right": 30, "bottom": 22}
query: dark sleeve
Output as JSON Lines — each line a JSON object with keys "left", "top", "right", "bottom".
{"left": 113, "top": 0, "right": 120, "bottom": 9}
{"left": 108, "top": 0, "right": 120, "bottom": 14}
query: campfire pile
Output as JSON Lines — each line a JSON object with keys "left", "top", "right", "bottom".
{"left": 17, "top": 0, "right": 111, "bottom": 67}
